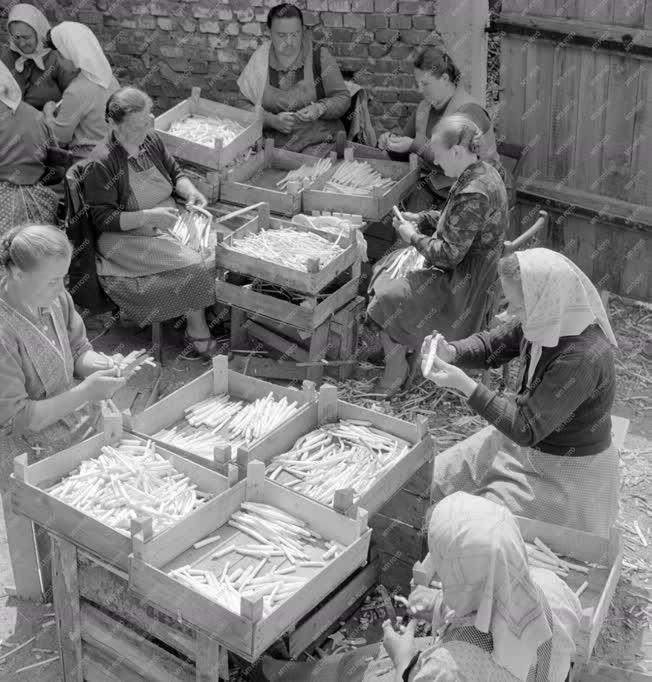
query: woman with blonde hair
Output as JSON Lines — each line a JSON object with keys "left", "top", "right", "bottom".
{"left": 366, "top": 114, "right": 507, "bottom": 397}
{"left": 1, "top": 3, "right": 77, "bottom": 110}
{"left": 0, "top": 224, "right": 129, "bottom": 599}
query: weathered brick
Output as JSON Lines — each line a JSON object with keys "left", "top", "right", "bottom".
{"left": 255, "top": 9, "right": 269, "bottom": 22}
{"left": 115, "top": 40, "right": 148, "bottom": 55}
{"left": 225, "top": 22, "right": 240, "bottom": 35}
{"left": 242, "top": 22, "right": 262, "bottom": 35}
{"left": 181, "top": 18, "right": 197, "bottom": 31}
{"left": 303, "top": 11, "right": 320, "bottom": 26}
{"left": 375, "top": 88, "right": 398, "bottom": 102}
{"left": 390, "top": 42, "right": 412, "bottom": 59}
{"left": 343, "top": 14, "right": 364, "bottom": 28}
{"left": 356, "top": 29, "right": 375, "bottom": 43}
{"left": 167, "top": 57, "right": 190, "bottom": 72}
{"left": 157, "top": 17, "right": 174, "bottom": 30}
{"left": 374, "top": 0, "right": 397, "bottom": 10}
{"left": 328, "top": 0, "right": 351, "bottom": 11}
{"left": 328, "top": 27, "right": 354, "bottom": 41}
{"left": 337, "top": 57, "right": 370, "bottom": 73}
{"left": 129, "top": 3, "right": 150, "bottom": 15}
{"left": 375, "top": 28, "right": 401, "bottom": 43}
{"left": 418, "top": 0, "right": 436, "bottom": 14}
{"left": 217, "top": 8, "right": 233, "bottom": 20}
{"left": 369, "top": 101, "right": 385, "bottom": 116}
{"left": 390, "top": 14, "right": 411, "bottom": 29}
{"left": 199, "top": 20, "right": 221, "bottom": 33}
{"left": 322, "top": 12, "right": 343, "bottom": 26}
{"left": 150, "top": 1, "right": 169, "bottom": 16}
{"left": 237, "top": 36, "right": 259, "bottom": 50}
{"left": 76, "top": 9, "right": 103, "bottom": 24}
{"left": 351, "top": 0, "right": 374, "bottom": 12}
{"left": 236, "top": 8, "right": 254, "bottom": 21}
{"left": 192, "top": 5, "right": 215, "bottom": 18}
{"left": 398, "top": 0, "right": 419, "bottom": 12}
{"left": 160, "top": 45, "right": 185, "bottom": 58}
{"left": 399, "top": 88, "right": 422, "bottom": 102}
{"left": 309, "top": 0, "right": 329, "bottom": 10}
{"left": 368, "top": 43, "right": 388, "bottom": 58}
{"left": 412, "top": 15, "right": 434, "bottom": 29}
{"left": 374, "top": 59, "right": 400, "bottom": 73}
{"left": 331, "top": 42, "right": 368, "bottom": 57}
{"left": 120, "top": 19, "right": 138, "bottom": 29}
{"left": 190, "top": 61, "right": 210, "bottom": 74}
{"left": 136, "top": 15, "right": 156, "bottom": 29}
{"left": 217, "top": 48, "right": 239, "bottom": 62}
{"left": 207, "top": 34, "right": 230, "bottom": 48}
{"left": 400, "top": 29, "right": 431, "bottom": 45}
{"left": 368, "top": 14, "right": 391, "bottom": 29}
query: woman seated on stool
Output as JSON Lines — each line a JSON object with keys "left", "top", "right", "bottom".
{"left": 367, "top": 114, "right": 507, "bottom": 397}
{"left": 83, "top": 86, "right": 220, "bottom": 358}
{"left": 0, "top": 224, "right": 128, "bottom": 600}
{"left": 238, "top": 3, "right": 351, "bottom": 154}
{"left": 378, "top": 47, "right": 502, "bottom": 213}
{"left": 422, "top": 248, "right": 619, "bottom": 538}
{"left": 253, "top": 492, "right": 582, "bottom": 681}
{"left": 1, "top": 4, "right": 78, "bottom": 111}
{"left": 42, "top": 22, "right": 119, "bottom": 157}
{"left": 0, "top": 62, "right": 59, "bottom": 236}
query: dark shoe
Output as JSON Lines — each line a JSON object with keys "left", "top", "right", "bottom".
{"left": 184, "top": 333, "right": 224, "bottom": 359}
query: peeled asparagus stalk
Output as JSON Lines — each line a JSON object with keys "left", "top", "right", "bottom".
{"left": 168, "top": 114, "right": 244, "bottom": 148}
{"left": 325, "top": 160, "right": 394, "bottom": 196}
{"left": 277, "top": 158, "right": 332, "bottom": 190}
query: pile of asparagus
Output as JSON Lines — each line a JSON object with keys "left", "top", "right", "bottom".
{"left": 277, "top": 158, "right": 332, "bottom": 191}
{"left": 171, "top": 206, "right": 213, "bottom": 252}
{"left": 266, "top": 420, "right": 410, "bottom": 506}
{"left": 47, "top": 440, "right": 211, "bottom": 533}
{"left": 169, "top": 115, "right": 244, "bottom": 148}
{"left": 153, "top": 393, "right": 301, "bottom": 460}
{"left": 324, "top": 161, "right": 394, "bottom": 196}
{"left": 169, "top": 502, "right": 344, "bottom": 616}
{"left": 224, "top": 228, "right": 344, "bottom": 270}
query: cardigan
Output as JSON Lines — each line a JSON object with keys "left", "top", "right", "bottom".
{"left": 451, "top": 321, "right": 615, "bottom": 457}
{"left": 83, "top": 131, "right": 187, "bottom": 233}
{"left": 0, "top": 101, "right": 51, "bottom": 185}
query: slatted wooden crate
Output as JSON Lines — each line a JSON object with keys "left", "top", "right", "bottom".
{"left": 302, "top": 153, "right": 419, "bottom": 220}
{"left": 220, "top": 140, "right": 333, "bottom": 217}
{"left": 413, "top": 518, "right": 623, "bottom": 665}
{"left": 155, "top": 87, "right": 263, "bottom": 171}
{"left": 128, "top": 461, "right": 372, "bottom": 662}
{"left": 214, "top": 202, "right": 359, "bottom": 296}
{"left": 126, "top": 355, "right": 318, "bottom": 476}
{"left": 11, "top": 414, "right": 238, "bottom": 573}
{"left": 179, "top": 164, "right": 221, "bottom": 203}
{"left": 237, "top": 384, "right": 433, "bottom": 517}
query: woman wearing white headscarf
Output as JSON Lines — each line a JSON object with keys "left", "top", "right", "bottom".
{"left": 1, "top": 4, "right": 77, "bottom": 110}
{"left": 421, "top": 248, "right": 619, "bottom": 537}
{"left": 251, "top": 492, "right": 581, "bottom": 681}
{"left": 0, "top": 61, "right": 59, "bottom": 235}
{"left": 42, "top": 22, "right": 119, "bottom": 156}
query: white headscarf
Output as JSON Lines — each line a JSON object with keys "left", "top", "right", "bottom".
{"left": 428, "top": 492, "right": 554, "bottom": 681}
{"left": 50, "top": 22, "right": 113, "bottom": 89}
{"left": 0, "top": 60, "right": 22, "bottom": 111}
{"left": 8, "top": 4, "right": 52, "bottom": 72}
{"left": 514, "top": 248, "right": 618, "bottom": 385}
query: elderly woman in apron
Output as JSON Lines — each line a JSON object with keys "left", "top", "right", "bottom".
{"left": 253, "top": 492, "right": 582, "bottom": 681}
{"left": 0, "top": 224, "right": 127, "bottom": 600}
{"left": 422, "top": 248, "right": 619, "bottom": 538}
{"left": 238, "top": 3, "right": 351, "bottom": 154}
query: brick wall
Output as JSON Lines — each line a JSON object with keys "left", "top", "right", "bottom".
{"left": 0, "top": 0, "right": 459, "bottom": 135}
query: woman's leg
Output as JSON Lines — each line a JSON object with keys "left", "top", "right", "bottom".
{"left": 186, "top": 308, "right": 214, "bottom": 353}
{"left": 379, "top": 330, "right": 409, "bottom": 392}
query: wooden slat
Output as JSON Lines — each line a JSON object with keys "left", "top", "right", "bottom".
{"left": 577, "top": 663, "right": 652, "bottom": 681}
{"left": 613, "top": 0, "right": 646, "bottom": 27}
{"left": 83, "top": 642, "right": 147, "bottom": 682}
{"left": 629, "top": 62, "right": 652, "bottom": 206}
{"left": 499, "top": 36, "right": 527, "bottom": 147}
{"left": 196, "top": 633, "right": 225, "bottom": 682}
{"left": 370, "top": 513, "right": 424, "bottom": 565}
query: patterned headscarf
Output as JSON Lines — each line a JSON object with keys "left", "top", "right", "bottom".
{"left": 514, "top": 248, "right": 617, "bottom": 385}
{"left": 0, "top": 60, "right": 22, "bottom": 111}
{"left": 8, "top": 4, "right": 52, "bottom": 72}
{"left": 50, "top": 22, "right": 113, "bottom": 89}
{"left": 428, "top": 492, "right": 553, "bottom": 681}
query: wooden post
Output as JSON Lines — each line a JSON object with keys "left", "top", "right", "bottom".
{"left": 213, "top": 444, "right": 232, "bottom": 475}
{"left": 4, "top": 454, "right": 46, "bottom": 601}
{"left": 241, "top": 595, "right": 264, "bottom": 622}
{"left": 263, "top": 137, "right": 274, "bottom": 165}
{"left": 212, "top": 354, "right": 229, "bottom": 395}
{"left": 196, "top": 632, "right": 229, "bottom": 682}
{"left": 52, "top": 537, "right": 83, "bottom": 681}
{"left": 333, "top": 489, "right": 355, "bottom": 516}
{"left": 246, "top": 461, "right": 265, "bottom": 501}
{"left": 230, "top": 308, "right": 249, "bottom": 353}
{"left": 259, "top": 202, "right": 270, "bottom": 229}
{"left": 101, "top": 401, "right": 122, "bottom": 444}
{"left": 301, "top": 380, "right": 317, "bottom": 402}
{"left": 317, "top": 384, "right": 338, "bottom": 425}
{"left": 130, "top": 516, "right": 154, "bottom": 562}
{"left": 343, "top": 147, "right": 354, "bottom": 162}
{"left": 307, "top": 320, "right": 331, "bottom": 383}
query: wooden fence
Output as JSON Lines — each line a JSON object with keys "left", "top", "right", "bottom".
{"left": 493, "top": 0, "right": 652, "bottom": 302}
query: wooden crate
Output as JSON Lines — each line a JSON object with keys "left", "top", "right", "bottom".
{"left": 220, "top": 140, "right": 333, "bottom": 217}
{"left": 155, "top": 87, "right": 263, "bottom": 171}
{"left": 178, "top": 164, "right": 221, "bottom": 203}
{"left": 215, "top": 202, "right": 360, "bottom": 296}
{"left": 302, "top": 153, "right": 419, "bottom": 221}
{"left": 238, "top": 384, "right": 433, "bottom": 517}
{"left": 129, "top": 461, "right": 372, "bottom": 662}
{"left": 11, "top": 415, "right": 238, "bottom": 573}
{"left": 413, "top": 518, "right": 623, "bottom": 665}
{"left": 126, "top": 355, "right": 318, "bottom": 476}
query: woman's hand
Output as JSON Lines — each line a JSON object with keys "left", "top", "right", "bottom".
{"left": 386, "top": 135, "right": 414, "bottom": 154}
{"left": 80, "top": 368, "right": 126, "bottom": 402}
{"left": 382, "top": 619, "right": 417, "bottom": 678}
{"left": 294, "top": 102, "right": 324, "bottom": 123}
{"left": 42, "top": 100, "right": 58, "bottom": 118}
{"left": 407, "top": 585, "right": 441, "bottom": 621}
{"left": 144, "top": 206, "right": 180, "bottom": 230}
{"left": 272, "top": 112, "right": 297, "bottom": 134}
{"left": 185, "top": 187, "right": 207, "bottom": 209}
{"left": 420, "top": 333, "right": 457, "bottom": 365}
{"left": 392, "top": 219, "right": 418, "bottom": 243}
{"left": 422, "top": 348, "right": 477, "bottom": 397}
{"left": 378, "top": 131, "right": 391, "bottom": 151}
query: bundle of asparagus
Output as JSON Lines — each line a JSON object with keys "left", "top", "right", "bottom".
{"left": 324, "top": 161, "right": 394, "bottom": 196}
{"left": 170, "top": 502, "right": 344, "bottom": 616}
{"left": 171, "top": 206, "right": 213, "bottom": 252}
{"left": 266, "top": 420, "right": 410, "bottom": 506}
{"left": 276, "top": 158, "right": 332, "bottom": 191}
{"left": 47, "top": 440, "right": 212, "bottom": 534}
{"left": 525, "top": 537, "right": 590, "bottom": 578}
{"left": 169, "top": 115, "right": 244, "bottom": 148}
{"left": 224, "top": 228, "right": 344, "bottom": 270}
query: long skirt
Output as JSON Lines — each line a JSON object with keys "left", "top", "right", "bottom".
{"left": 430, "top": 426, "right": 620, "bottom": 538}
{"left": 367, "top": 249, "right": 500, "bottom": 349}
{"left": 0, "top": 181, "right": 59, "bottom": 236}
{"left": 99, "top": 263, "right": 216, "bottom": 326}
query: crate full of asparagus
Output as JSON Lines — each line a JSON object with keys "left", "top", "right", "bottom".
{"left": 129, "top": 461, "right": 372, "bottom": 661}
{"left": 239, "top": 385, "right": 433, "bottom": 516}
{"left": 11, "top": 418, "right": 237, "bottom": 571}
{"left": 127, "top": 356, "right": 318, "bottom": 477}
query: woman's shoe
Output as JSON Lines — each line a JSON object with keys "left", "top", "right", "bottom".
{"left": 184, "top": 333, "right": 223, "bottom": 359}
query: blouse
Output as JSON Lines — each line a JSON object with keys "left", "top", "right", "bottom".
{"left": 0, "top": 101, "right": 51, "bottom": 185}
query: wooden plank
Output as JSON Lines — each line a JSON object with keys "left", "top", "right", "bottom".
{"left": 52, "top": 537, "right": 83, "bottom": 682}
{"left": 378, "top": 488, "right": 429, "bottom": 530}
{"left": 498, "top": 35, "right": 527, "bottom": 147}
{"left": 83, "top": 642, "right": 148, "bottom": 682}
{"left": 336, "top": 400, "right": 419, "bottom": 443}
{"left": 247, "top": 322, "right": 310, "bottom": 362}
{"left": 81, "top": 602, "right": 195, "bottom": 682}
{"left": 629, "top": 58, "right": 652, "bottom": 207}
{"left": 577, "top": 663, "right": 652, "bottom": 681}
{"left": 288, "top": 558, "right": 379, "bottom": 657}
{"left": 229, "top": 356, "right": 309, "bottom": 381}
{"left": 402, "top": 461, "right": 435, "bottom": 498}
{"left": 370, "top": 513, "right": 424, "bottom": 565}
{"left": 77, "top": 552, "right": 196, "bottom": 660}
{"left": 376, "top": 550, "right": 413, "bottom": 592}
{"left": 196, "top": 632, "right": 226, "bottom": 682}
{"left": 647, "top": 0, "right": 652, "bottom": 29}
{"left": 613, "top": 0, "right": 646, "bottom": 27}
